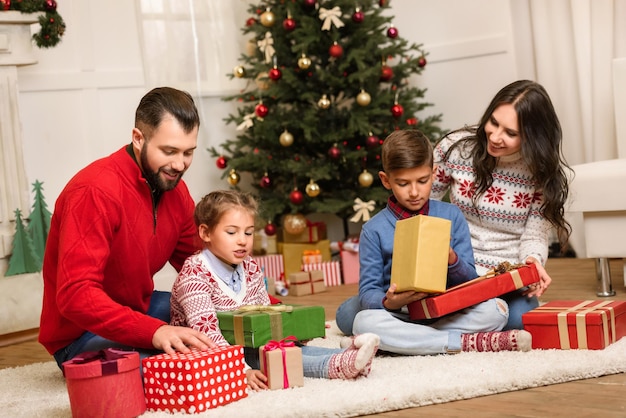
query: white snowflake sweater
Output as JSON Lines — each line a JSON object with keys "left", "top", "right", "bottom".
{"left": 432, "top": 132, "right": 550, "bottom": 274}
{"left": 170, "top": 252, "right": 270, "bottom": 347}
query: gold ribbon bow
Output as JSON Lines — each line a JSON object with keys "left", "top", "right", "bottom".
{"left": 319, "top": 6, "right": 345, "bottom": 31}
{"left": 350, "top": 197, "right": 375, "bottom": 223}
{"left": 257, "top": 31, "right": 275, "bottom": 63}
{"left": 236, "top": 112, "right": 256, "bottom": 131}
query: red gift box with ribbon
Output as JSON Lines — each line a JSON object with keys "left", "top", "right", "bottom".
{"left": 522, "top": 300, "right": 626, "bottom": 350}
{"left": 62, "top": 348, "right": 146, "bottom": 418}
{"left": 282, "top": 220, "right": 327, "bottom": 243}
{"left": 259, "top": 336, "right": 304, "bottom": 390}
{"left": 408, "top": 264, "right": 540, "bottom": 320}
{"left": 142, "top": 346, "right": 247, "bottom": 413}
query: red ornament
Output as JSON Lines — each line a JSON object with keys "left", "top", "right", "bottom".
{"left": 290, "top": 189, "right": 304, "bottom": 205}
{"left": 406, "top": 117, "right": 418, "bottom": 126}
{"left": 380, "top": 65, "right": 393, "bottom": 82}
{"left": 418, "top": 56, "right": 427, "bottom": 68}
{"left": 352, "top": 10, "right": 364, "bottom": 23}
{"left": 387, "top": 26, "right": 399, "bottom": 39}
{"left": 216, "top": 156, "right": 228, "bottom": 169}
{"left": 259, "top": 174, "right": 272, "bottom": 188}
{"left": 328, "top": 145, "right": 341, "bottom": 159}
{"left": 379, "top": 0, "right": 388, "bottom": 7}
{"left": 283, "top": 18, "right": 296, "bottom": 31}
{"left": 303, "top": 0, "right": 317, "bottom": 8}
{"left": 329, "top": 43, "right": 344, "bottom": 58}
{"left": 269, "top": 67, "right": 282, "bottom": 81}
{"left": 255, "top": 103, "right": 269, "bottom": 118}
{"left": 1, "top": 0, "right": 10, "bottom": 11}
{"left": 366, "top": 134, "right": 380, "bottom": 148}
{"left": 264, "top": 222, "right": 277, "bottom": 236}
{"left": 391, "top": 103, "right": 404, "bottom": 118}
{"left": 246, "top": 17, "right": 257, "bottom": 26}
{"left": 44, "top": 0, "right": 57, "bottom": 12}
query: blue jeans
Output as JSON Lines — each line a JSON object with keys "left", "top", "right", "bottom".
{"left": 500, "top": 289, "right": 539, "bottom": 330}
{"left": 335, "top": 295, "right": 361, "bottom": 336}
{"left": 301, "top": 345, "right": 344, "bottom": 379}
{"left": 53, "top": 290, "right": 171, "bottom": 369}
{"left": 352, "top": 298, "right": 508, "bottom": 355}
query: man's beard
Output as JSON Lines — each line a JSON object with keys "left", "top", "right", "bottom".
{"left": 140, "top": 144, "right": 184, "bottom": 192}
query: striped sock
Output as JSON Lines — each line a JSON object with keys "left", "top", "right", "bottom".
{"left": 461, "top": 330, "right": 532, "bottom": 352}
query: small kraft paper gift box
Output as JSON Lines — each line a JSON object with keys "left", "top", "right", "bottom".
{"left": 62, "top": 348, "right": 146, "bottom": 418}
{"left": 217, "top": 304, "right": 326, "bottom": 348}
{"left": 259, "top": 337, "right": 304, "bottom": 390}
{"left": 278, "top": 239, "right": 331, "bottom": 277}
{"left": 282, "top": 221, "right": 327, "bottom": 243}
{"left": 302, "top": 249, "right": 323, "bottom": 264}
{"left": 408, "top": 263, "right": 540, "bottom": 320}
{"left": 288, "top": 270, "right": 327, "bottom": 296}
{"left": 302, "top": 261, "right": 343, "bottom": 286}
{"left": 143, "top": 346, "right": 247, "bottom": 414}
{"left": 390, "top": 215, "right": 451, "bottom": 293}
{"left": 522, "top": 300, "right": 626, "bottom": 350}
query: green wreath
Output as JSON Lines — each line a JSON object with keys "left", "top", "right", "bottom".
{"left": 4, "top": 0, "right": 66, "bottom": 49}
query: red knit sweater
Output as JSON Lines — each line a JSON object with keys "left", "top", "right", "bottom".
{"left": 39, "top": 145, "right": 199, "bottom": 355}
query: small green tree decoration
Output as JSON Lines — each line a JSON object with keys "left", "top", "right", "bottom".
{"left": 5, "top": 209, "right": 42, "bottom": 276}
{"left": 27, "top": 180, "right": 52, "bottom": 262}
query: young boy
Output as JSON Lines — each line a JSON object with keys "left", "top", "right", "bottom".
{"left": 335, "top": 130, "right": 531, "bottom": 354}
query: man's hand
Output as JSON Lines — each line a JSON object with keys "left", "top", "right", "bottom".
{"left": 383, "top": 283, "right": 428, "bottom": 311}
{"left": 151, "top": 325, "right": 217, "bottom": 355}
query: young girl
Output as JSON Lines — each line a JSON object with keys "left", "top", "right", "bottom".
{"left": 170, "top": 190, "right": 379, "bottom": 390}
{"left": 432, "top": 79, "right": 572, "bottom": 330}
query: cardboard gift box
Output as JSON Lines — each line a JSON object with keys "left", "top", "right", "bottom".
{"left": 278, "top": 240, "right": 331, "bottom": 277}
{"left": 390, "top": 215, "right": 451, "bottom": 293}
{"left": 408, "top": 263, "right": 540, "bottom": 320}
{"left": 217, "top": 304, "right": 326, "bottom": 348}
{"left": 253, "top": 254, "right": 284, "bottom": 282}
{"left": 288, "top": 270, "right": 327, "bottom": 296}
{"left": 259, "top": 337, "right": 304, "bottom": 390}
{"left": 522, "top": 300, "right": 626, "bottom": 350}
{"left": 143, "top": 346, "right": 247, "bottom": 414}
{"left": 302, "top": 261, "right": 343, "bottom": 286}
{"left": 282, "top": 221, "right": 327, "bottom": 243}
{"left": 63, "top": 348, "right": 146, "bottom": 418}
{"left": 340, "top": 250, "right": 360, "bottom": 284}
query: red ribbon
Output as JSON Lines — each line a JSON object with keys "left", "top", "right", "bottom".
{"left": 67, "top": 348, "right": 131, "bottom": 377}
{"left": 305, "top": 220, "right": 324, "bottom": 242}
{"left": 263, "top": 336, "right": 297, "bottom": 389}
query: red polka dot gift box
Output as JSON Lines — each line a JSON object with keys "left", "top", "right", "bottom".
{"left": 142, "top": 346, "right": 247, "bottom": 414}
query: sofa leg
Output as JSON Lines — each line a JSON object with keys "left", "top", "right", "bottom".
{"left": 596, "top": 258, "right": 616, "bottom": 297}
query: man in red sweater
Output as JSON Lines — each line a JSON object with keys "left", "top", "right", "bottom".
{"left": 39, "top": 87, "right": 216, "bottom": 369}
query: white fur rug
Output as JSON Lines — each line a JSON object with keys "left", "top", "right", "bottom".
{"left": 2, "top": 322, "right": 626, "bottom": 418}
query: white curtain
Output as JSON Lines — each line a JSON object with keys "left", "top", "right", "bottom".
{"left": 512, "top": 0, "right": 626, "bottom": 165}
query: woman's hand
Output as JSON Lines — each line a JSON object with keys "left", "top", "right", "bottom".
{"left": 246, "top": 369, "right": 268, "bottom": 391}
{"left": 383, "top": 283, "right": 429, "bottom": 311}
{"left": 523, "top": 256, "right": 552, "bottom": 298}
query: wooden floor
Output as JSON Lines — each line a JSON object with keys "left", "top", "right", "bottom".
{"left": 1, "top": 258, "right": 625, "bottom": 417}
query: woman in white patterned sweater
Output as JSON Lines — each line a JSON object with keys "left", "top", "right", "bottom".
{"left": 432, "top": 80, "right": 571, "bottom": 330}
{"left": 170, "top": 190, "right": 379, "bottom": 391}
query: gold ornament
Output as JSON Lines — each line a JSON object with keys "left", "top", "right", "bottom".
{"left": 227, "top": 169, "right": 240, "bottom": 186}
{"left": 233, "top": 65, "right": 246, "bottom": 78}
{"left": 305, "top": 179, "right": 321, "bottom": 197}
{"left": 279, "top": 129, "right": 294, "bottom": 147}
{"left": 358, "top": 170, "right": 374, "bottom": 187}
{"left": 255, "top": 72, "right": 270, "bottom": 90}
{"left": 318, "top": 94, "right": 331, "bottom": 109}
{"left": 297, "top": 54, "right": 312, "bottom": 70}
{"left": 283, "top": 213, "right": 307, "bottom": 235}
{"left": 260, "top": 9, "right": 276, "bottom": 27}
{"left": 356, "top": 89, "right": 371, "bottom": 106}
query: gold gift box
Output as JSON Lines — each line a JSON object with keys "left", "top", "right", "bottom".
{"left": 390, "top": 215, "right": 451, "bottom": 293}
{"left": 278, "top": 240, "right": 331, "bottom": 277}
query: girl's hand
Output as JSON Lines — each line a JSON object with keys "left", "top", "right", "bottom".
{"left": 246, "top": 369, "right": 268, "bottom": 391}
{"left": 383, "top": 283, "right": 428, "bottom": 311}
{"left": 523, "top": 256, "right": 552, "bottom": 298}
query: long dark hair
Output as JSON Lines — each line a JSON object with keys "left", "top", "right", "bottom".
{"left": 443, "top": 80, "right": 571, "bottom": 245}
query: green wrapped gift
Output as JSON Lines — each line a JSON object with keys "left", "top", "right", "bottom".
{"left": 217, "top": 305, "right": 326, "bottom": 348}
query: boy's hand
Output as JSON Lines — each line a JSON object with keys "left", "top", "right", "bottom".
{"left": 448, "top": 247, "right": 458, "bottom": 265}
{"left": 246, "top": 369, "right": 268, "bottom": 391}
{"left": 383, "top": 283, "right": 428, "bottom": 311}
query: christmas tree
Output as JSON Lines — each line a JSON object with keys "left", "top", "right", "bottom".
{"left": 209, "top": 0, "right": 442, "bottom": 232}
{"left": 5, "top": 209, "right": 41, "bottom": 276}
{"left": 27, "top": 180, "right": 52, "bottom": 263}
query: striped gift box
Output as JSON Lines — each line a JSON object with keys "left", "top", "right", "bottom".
{"left": 302, "top": 261, "right": 342, "bottom": 286}
{"left": 253, "top": 254, "right": 285, "bottom": 282}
